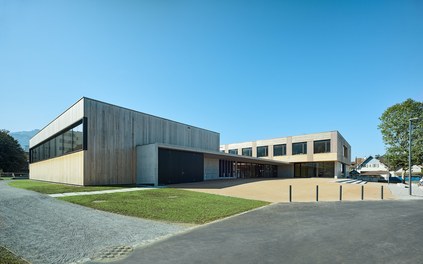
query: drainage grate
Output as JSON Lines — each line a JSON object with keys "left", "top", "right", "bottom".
{"left": 94, "top": 245, "right": 133, "bottom": 261}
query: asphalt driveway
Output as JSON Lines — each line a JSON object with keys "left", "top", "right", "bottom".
{"left": 106, "top": 200, "right": 423, "bottom": 264}
{"left": 0, "top": 181, "right": 187, "bottom": 264}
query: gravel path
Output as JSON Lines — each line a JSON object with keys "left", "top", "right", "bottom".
{"left": 0, "top": 181, "right": 188, "bottom": 264}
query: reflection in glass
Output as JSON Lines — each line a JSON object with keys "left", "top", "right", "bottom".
{"left": 242, "top": 147, "right": 252, "bottom": 156}
{"left": 30, "top": 120, "right": 84, "bottom": 163}
{"left": 292, "top": 142, "right": 307, "bottom": 155}
{"left": 273, "top": 144, "right": 286, "bottom": 156}
{"left": 257, "top": 146, "right": 268, "bottom": 157}
{"left": 314, "top": 140, "right": 330, "bottom": 153}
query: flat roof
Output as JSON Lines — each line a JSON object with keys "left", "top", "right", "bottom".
{"left": 152, "top": 143, "right": 289, "bottom": 166}
{"left": 32, "top": 97, "right": 220, "bottom": 141}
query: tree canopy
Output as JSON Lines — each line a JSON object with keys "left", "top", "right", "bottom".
{"left": 378, "top": 99, "right": 423, "bottom": 171}
{"left": 0, "top": 130, "right": 28, "bottom": 172}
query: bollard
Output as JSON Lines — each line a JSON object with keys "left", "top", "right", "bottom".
{"left": 340, "top": 185, "right": 342, "bottom": 201}
{"left": 381, "top": 185, "right": 384, "bottom": 200}
{"left": 361, "top": 185, "right": 364, "bottom": 200}
{"left": 316, "top": 185, "right": 319, "bottom": 202}
{"left": 289, "top": 185, "right": 292, "bottom": 202}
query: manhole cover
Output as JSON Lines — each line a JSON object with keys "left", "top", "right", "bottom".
{"left": 94, "top": 245, "right": 133, "bottom": 262}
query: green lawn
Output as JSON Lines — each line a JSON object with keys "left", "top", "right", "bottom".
{"left": 8, "top": 180, "right": 129, "bottom": 194}
{"left": 0, "top": 246, "right": 29, "bottom": 264}
{"left": 60, "top": 189, "right": 269, "bottom": 224}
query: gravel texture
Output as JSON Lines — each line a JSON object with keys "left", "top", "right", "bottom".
{"left": 0, "top": 181, "right": 188, "bottom": 264}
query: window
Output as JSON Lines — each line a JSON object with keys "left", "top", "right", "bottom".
{"left": 30, "top": 119, "right": 85, "bottom": 163}
{"left": 292, "top": 142, "right": 307, "bottom": 155}
{"left": 314, "top": 140, "right": 330, "bottom": 153}
{"left": 343, "top": 145, "right": 348, "bottom": 158}
{"left": 228, "top": 149, "right": 238, "bottom": 155}
{"left": 242, "top": 147, "right": 252, "bottom": 156}
{"left": 257, "top": 146, "right": 268, "bottom": 157}
{"left": 273, "top": 144, "right": 286, "bottom": 156}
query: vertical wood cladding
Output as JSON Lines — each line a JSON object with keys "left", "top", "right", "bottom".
{"left": 158, "top": 149, "right": 204, "bottom": 185}
{"left": 83, "top": 98, "right": 219, "bottom": 185}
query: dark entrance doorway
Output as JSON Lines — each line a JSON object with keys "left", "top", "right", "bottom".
{"left": 294, "top": 162, "right": 335, "bottom": 178}
{"left": 158, "top": 149, "right": 204, "bottom": 185}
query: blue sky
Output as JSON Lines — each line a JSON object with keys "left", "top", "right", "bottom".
{"left": 0, "top": 0, "right": 422, "bottom": 159}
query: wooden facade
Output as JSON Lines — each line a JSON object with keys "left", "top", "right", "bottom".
{"left": 30, "top": 97, "right": 220, "bottom": 185}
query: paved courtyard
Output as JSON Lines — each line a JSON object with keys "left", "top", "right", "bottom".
{"left": 170, "top": 178, "right": 395, "bottom": 202}
{"left": 105, "top": 200, "right": 423, "bottom": 264}
{"left": 0, "top": 181, "right": 188, "bottom": 264}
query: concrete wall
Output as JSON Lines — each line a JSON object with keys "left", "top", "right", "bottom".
{"left": 136, "top": 144, "right": 158, "bottom": 185}
{"left": 204, "top": 157, "right": 219, "bottom": 180}
{"left": 29, "top": 152, "right": 84, "bottom": 185}
{"left": 221, "top": 131, "right": 351, "bottom": 165}
{"left": 336, "top": 132, "right": 351, "bottom": 165}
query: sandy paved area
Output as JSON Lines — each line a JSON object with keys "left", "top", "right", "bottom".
{"left": 170, "top": 178, "right": 394, "bottom": 202}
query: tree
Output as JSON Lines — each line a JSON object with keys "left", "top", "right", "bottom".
{"left": 378, "top": 99, "right": 423, "bottom": 174}
{"left": 0, "top": 129, "right": 28, "bottom": 172}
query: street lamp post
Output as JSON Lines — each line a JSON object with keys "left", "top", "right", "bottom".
{"left": 409, "top": 117, "right": 419, "bottom": 196}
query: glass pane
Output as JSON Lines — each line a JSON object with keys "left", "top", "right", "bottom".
{"left": 293, "top": 142, "right": 306, "bottom": 155}
{"left": 63, "top": 129, "right": 73, "bottom": 154}
{"left": 314, "top": 140, "right": 330, "bottom": 153}
{"left": 49, "top": 138, "right": 56, "bottom": 158}
{"left": 56, "top": 134, "right": 64, "bottom": 156}
{"left": 72, "top": 123, "right": 83, "bottom": 151}
{"left": 257, "top": 146, "right": 268, "bottom": 157}
{"left": 229, "top": 149, "right": 238, "bottom": 155}
{"left": 242, "top": 148, "right": 252, "bottom": 156}
{"left": 273, "top": 144, "right": 286, "bottom": 156}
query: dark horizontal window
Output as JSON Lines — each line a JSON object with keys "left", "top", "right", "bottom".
{"left": 292, "top": 142, "right": 307, "bottom": 155}
{"left": 314, "top": 140, "right": 330, "bottom": 153}
{"left": 30, "top": 119, "right": 85, "bottom": 163}
{"left": 228, "top": 149, "right": 238, "bottom": 155}
{"left": 257, "top": 146, "right": 268, "bottom": 157}
{"left": 273, "top": 144, "right": 286, "bottom": 156}
{"left": 242, "top": 147, "right": 252, "bottom": 157}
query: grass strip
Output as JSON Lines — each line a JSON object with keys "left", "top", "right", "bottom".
{"left": 0, "top": 246, "right": 29, "bottom": 264}
{"left": 8, "top": 180, "right": 128, "bottom": 194}
{"left": 60, "top": 188, "right": 269, "bottom": 224}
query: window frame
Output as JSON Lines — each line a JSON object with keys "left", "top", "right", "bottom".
{"left": 242, "top": 147, "right": 252, "bottom": 157}
{"left": 313, "top": 139, "right": 331, "bottom": 154}
{"left": 256, "top": 146, "right": 268, "bottom": 157}
{"left": 273, "top": 144, "right": 287, "bottom": 156}
{"left": 29, "top": 118, "right": 86, "bottom": 163}
{"left": 292, "top": 142, "right": 307, "bottom": 155}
